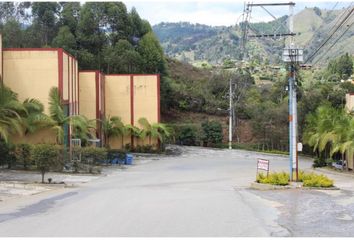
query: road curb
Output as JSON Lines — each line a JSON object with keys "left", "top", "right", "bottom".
{"left": 250, "top": 182, "right": 340, "bottom": 191}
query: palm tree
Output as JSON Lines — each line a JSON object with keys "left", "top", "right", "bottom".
{"left": 138, "top": 117, "right": 152, "bottom": 145}
{"left": 0, "top": 85, "right": 26, "bottom": 142}
{"left": 48, "top": 87, "right": 94, "bottom": 144}
{"left": 304, "top": 104, "right": 354, "bottom": 165}
{"left": 102, "top": 116, "right": 127, "bottom": 148}
{"left": 125, "top": 123, "right": 141, "bottom": 149}
{"left": 138, "top": 117, "right": 171, "bottom": 147}
{"left": 71, "top": 115, "right": 97, "bottom": 143}
{"left": 21, "top": 98, "right": 53, "bottom": 135}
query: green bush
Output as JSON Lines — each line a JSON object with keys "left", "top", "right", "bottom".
{"left": 15, "top": 144, "right": 32, "bottom": 169}
{"left": 298, "top": 171, "right": 334, "bottom": 188}
{"left": 201, "top": 120, "right": 223, "bottom": 146}
{"left": 32, "top": 144, "right": 61, "bottom": 183}
{"left": 257, "top": 172, "right": 289, "bottom": 186}
{"left": 313, "top": 157, "right": 327, "bottom": 168}
{"left": 0, "top": 141, "right": 16, "bottom": 169}
{"left": 169, "top": 124, "right": 200, "bottom": 146}
{"left": 81, "top": 147, "right": 107, "bottom": 165}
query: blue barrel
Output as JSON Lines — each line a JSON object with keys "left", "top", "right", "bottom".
{"left": 125, "top": 154, "right": 133, "bottom": 165}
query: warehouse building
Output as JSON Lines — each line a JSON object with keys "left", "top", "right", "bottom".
{"left": 0, "top": 34, "right": 160, "bottom": 148}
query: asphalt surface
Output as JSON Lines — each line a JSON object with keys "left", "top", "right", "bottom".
{"left": 0, "top": 146, "right": 353, "bottom": 237}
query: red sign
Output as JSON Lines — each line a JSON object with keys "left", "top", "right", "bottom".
{"left": 257, "top": 159, "right": 269, "bottom": 171}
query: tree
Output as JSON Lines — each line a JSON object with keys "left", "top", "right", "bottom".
{"left": 138, "top": 32, "right": 166, "bottom": 74}
{"left": 15, "top": 143, "right": 32, "bottom": 169}
{"left": 138, "top": 117, "right": 170, "bottom": 147}
{"left": 102, "top": 116, "right": 127, "bottom": 148}
{"left": 337, "top": 53, "right": 353, "bottom": 80}
{"left": 303, "top": 104, "right": 354, "bottom": 164}
{"left": 31, "top": 2, "right": 61, "bottom": 46}
{"left": 0, "top": 2, "right": 30, "bottom": 24}
{"left": 76, "top": 2, "right": 107, "bottom": 69}
{"left": 103, "top": 40, "right": 143, "bottom": 73}
{"left": 0, "top": 85, "right": 25, "bottom": 143}
{"left": 52, "top": 26, "right": 77, "bottom": 54}
{"left": 71, "top": 115, "right": 96, "bottom": 145}
{"left": 32, "top": 144, "right": 60, "bottom": 183}
{"left": 201, "top": 120, "right": 223, "bottom": 146}
{"left": 21, "top": 98, "right": 53, "bottom": 135}
{"left": 104, "top": 2, "right": 130, "bottom": 44}
{"left": 58, "top": 2, "right": 80, "bottom": 34}
{"left": 48, "top": 87, "right": 93, "bottom": 144}
{"left": 2, "top": 19, "right": 23, "bottom": 47}
{"left": 129, "top": 7, "right": 150, "bottom": 38}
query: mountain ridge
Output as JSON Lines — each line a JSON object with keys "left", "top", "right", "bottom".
{"left": 153, "top": 7, "right": 354, "bottom": 66}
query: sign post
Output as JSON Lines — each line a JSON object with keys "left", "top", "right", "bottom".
{"left": 256, "top": 158, "right": 270, "bottom": 179}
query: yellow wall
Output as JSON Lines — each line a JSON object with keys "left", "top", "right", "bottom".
{"left": 3, "top": 50, "right": 58, "bottom": 115}
{"left": 11, "top": 129, "right": 57, "bottom": 145}
{"left": 63, "top": 53, "right": 69, "bottom": 101}
{"left": 79, "top": 72, "right": 97, "bottom": 120}
{"left": 105, "top": 75, "right": 131, "bottom": 149}
{"left": 134, "top": 75, "right": 159, "bottom": 146}
{"left": 0, "top": 34, "right": 2, "bottom": 83}
{"left": 105, "top": 75, "right": 131, "bottom": 124}
{"left": 345, "top": 94, "right": 354, "bottom": 113}
{"left": 74, "top": 60, "right": 79, "bottom": 115}
{"left": 345, "top": 93, "right": 354, "bottom": 169}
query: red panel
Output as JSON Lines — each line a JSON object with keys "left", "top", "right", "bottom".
{"left": 4, "top": 48, "right": 60, "bottom": 51}
{"left": 95, "top": 71, "right": 99, "bottom": 120}
{"left": 130, "top": 75, "right": 134, "bottom": 147}
{"left": 105, "top": 74, "right": 159, "bottom": 76}
{"left": 67, "top": 54, "right": 70, "bottom": 111}
{"left": 157, "top": 74, "right": 161, "bottom": 123}
{"left": 79, "top": 70, "right": 100, "bottom": 73}
{"left": 78, "top": 64, "right": 80, "bottom": 115}
{"left": 58, "top": 49, "right": 63, "bottom": 100}
{"left": 102, "top": 74, "right": 106, "bottom": 118}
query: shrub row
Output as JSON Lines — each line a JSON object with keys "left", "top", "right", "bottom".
{"left": 168, "top": 120, "right": 223, "bottom": 147}
{"left": 256, "top": 170, "right": 334, "bottom": 188}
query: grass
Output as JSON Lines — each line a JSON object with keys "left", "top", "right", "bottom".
{"left": 216, "top": 143, "right": 289, "bottom": 155}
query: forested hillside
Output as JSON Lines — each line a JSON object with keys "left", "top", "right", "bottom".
{"left": 0, "top": 1, "right": 174, "bottom": 112}
{"left": 0, "top": 2, "right": 353, "bottom": 158}
{"left": 153, "top": 7, "right": 354, "bottom": 65}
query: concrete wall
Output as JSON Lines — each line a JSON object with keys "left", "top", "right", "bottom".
{"left": 3, "top": 49, "right": 59, "bottom": 115}
{"left": 104, "top": 74, "right": 160, "bottom": 149}
{"left": 0, "top": 34, "right": 2, "bottom": 83}
{"left": 79, "top": 71, "right": 97, "bottom": 120}
{"left": 3, "top": 48, "right": 79, "bottom": 145}
{"left": 133, "top": 75, "right": 160, "bottom": 146}
{"left": 345, "top": 93, "right": 354, "bottom": 169}
{"left": 105, "top": 75, "right": 132, "bottom": 149}
{"left": 79, "top": 70, "right": 105, "bottom": 143}
{"left": 345, "top": 93, "right": 354, "bottom": 113}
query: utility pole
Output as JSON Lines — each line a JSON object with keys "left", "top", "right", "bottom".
{"left": 242, "top": 2, "right": 303, "bottom": 181}
{"left": 229, "top": 78, "right": 233, "bottom": 150}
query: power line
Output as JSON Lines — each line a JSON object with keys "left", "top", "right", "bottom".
{"left": 304, "top": 6, "right": 354, "bottom": 63}
{"left": 312, "top": 16, "right": 354, "bottom": 66}
{"left": 305, "top": 2, "right": 341, "bottom": 44}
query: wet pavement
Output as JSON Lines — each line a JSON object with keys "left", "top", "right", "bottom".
{"left": 0, "top": 145, "right": 353, "bottom": 237}
{"left": 252, "top": 189, "right": 354, "bottom": 237}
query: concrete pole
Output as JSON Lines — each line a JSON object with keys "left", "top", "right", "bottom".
{"left": 229, "top": 78, "right": 232, "bottom": 150}
{"left": 288, "top": 3, "right": 295, "bottom": 181}
{"left": 293, "top": 70, "right": 299, "bottom": 181}
{"left": 288, "top": 67, "right": 293, "bottom": 181}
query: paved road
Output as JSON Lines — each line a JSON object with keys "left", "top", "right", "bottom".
{"left": 0, "top": 146, "right": 352, "bottom": 237}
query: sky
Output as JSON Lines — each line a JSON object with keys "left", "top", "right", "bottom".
{"left": 123, "top": 0, "right": 352, "bottom": 26}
